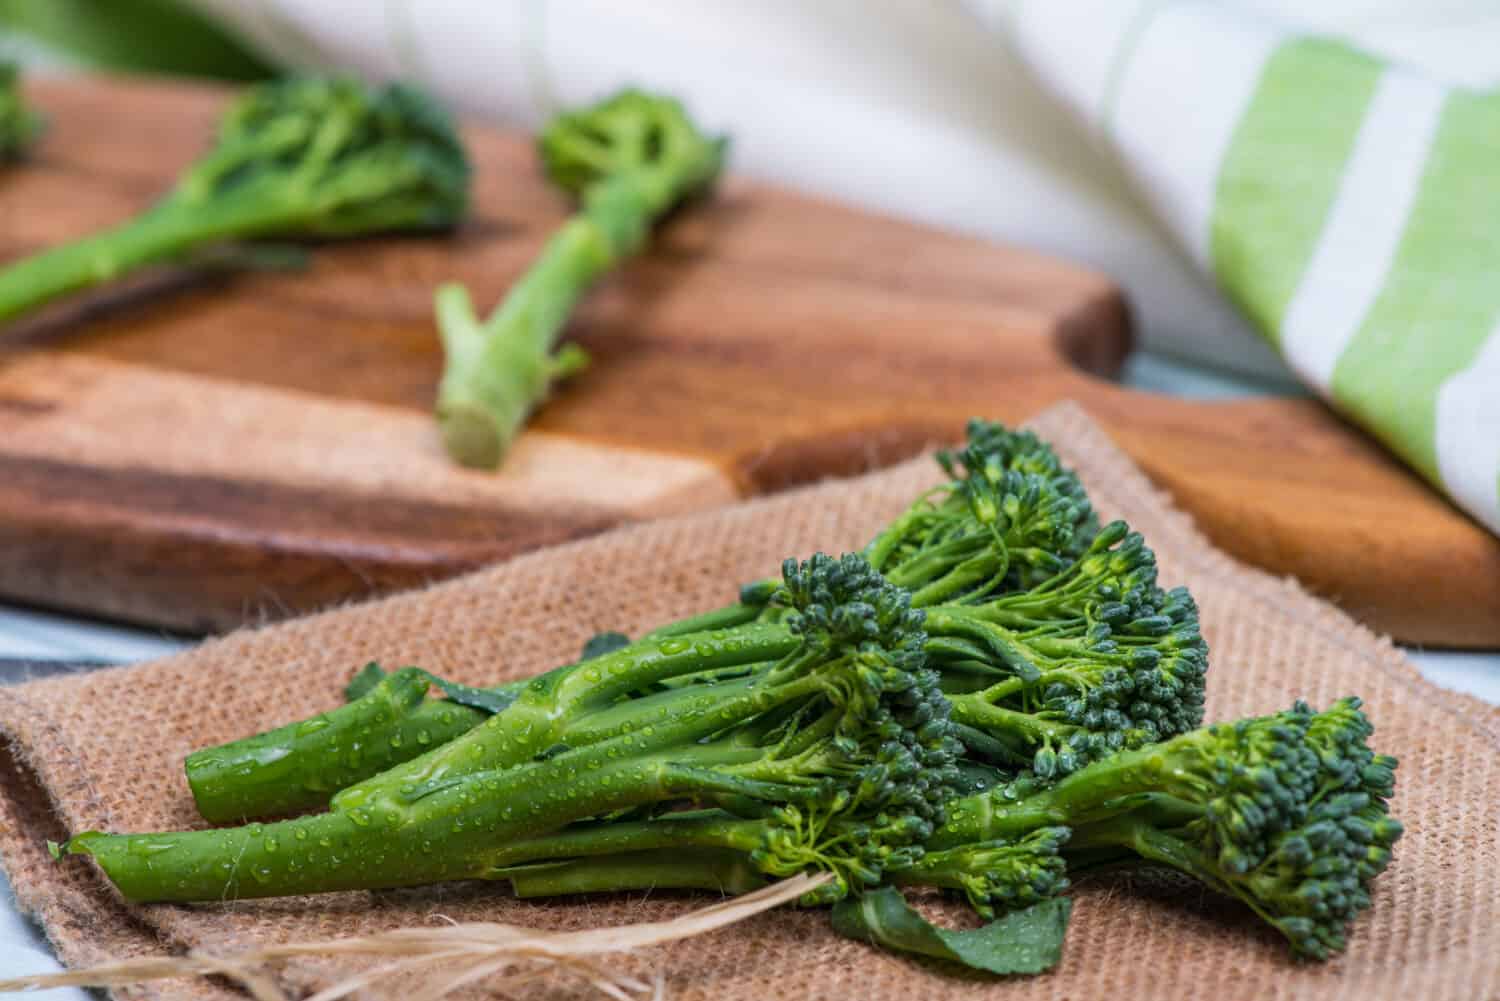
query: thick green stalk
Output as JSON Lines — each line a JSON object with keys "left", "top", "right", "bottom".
{"left": 506, "top": 848, "right": 767, "bottom": 898}
{"left": 433, "top": 217, "right": 605, "bottom": 467}
{"left": 183, "top": 620, "right": 789, "bottom": 821}
{"left": 643, "top": 599, "right": 766, "bottom": 639}
{"left": 68, "top": 663, "right": 824, "bottom": 902}
{"left": 1, "top": 62, "right": 41, "bottom": 160}
{"left": 185, "top": 668, "right": 495, "bottom": 823}
{"left": 435, "top": 171, "right": 672, "bottom": 468}
{"left": 0, "top": 201, "right": 267, "bottom": 322}
{"left": 928, "top": 744, "right": 1194, "bottom": 850}
{"left": 484, "top": 810, "right": 767, "bottom": 871}
{"left": 331, "top": 624, "right": 800, "bottom": 805}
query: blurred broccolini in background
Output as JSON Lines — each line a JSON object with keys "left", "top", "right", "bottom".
{"left": 0, "top": 76, "right": 470, "bottom": 323}
{"left": 435, "top": 89, "right": 727, "bottom": 468}
{"left": 0, "top": 62, "right": 40, "bottom": 157}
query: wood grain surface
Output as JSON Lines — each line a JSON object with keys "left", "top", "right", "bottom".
{"left": 2, "top": 77, "right": 1496, "bottom": 646}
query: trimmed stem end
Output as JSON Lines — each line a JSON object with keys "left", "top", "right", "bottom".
{"left": 439, "top": 401, "right": 508, "bottom": 470}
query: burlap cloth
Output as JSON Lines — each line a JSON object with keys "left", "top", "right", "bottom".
{"left": 1, "top": 403, "right": 1497, "bottom": 1001}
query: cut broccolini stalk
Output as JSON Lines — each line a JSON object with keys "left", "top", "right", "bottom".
{"left": 184, "top": 666, "right": 498, "bottom": 823}
{"left": 434, "top": 89, "right": 726, "bottom": 468}
{"left": 185, "top": 632, "right": 655, "bottom": 823}
{"left": 62, "top": 553, "right": 962, "bottom": 905}
{"left": 1, "top": 63, "right": 41, "bottom": 160}
{"left": 0, "top": 77, "right": 469, "bottom": 324}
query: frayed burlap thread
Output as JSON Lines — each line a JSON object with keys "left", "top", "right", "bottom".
{"left": 1, "top": 402, "right": 1496, "bottom": 1001}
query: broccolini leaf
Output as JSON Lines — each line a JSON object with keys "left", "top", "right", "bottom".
{"left": 580, "top": 631, "right": 631, "bottom": 660}
{"left": 345, "top": 662, "right": 517, "bottom": 716}
{"left": 424, "top": 674, "right": 519, "bottom": 716}
{"left": 831, "top": 887, "right": 1071, "bottom": 975}
{"left": 343, "top": 662, "right": 387, "bottom": 701}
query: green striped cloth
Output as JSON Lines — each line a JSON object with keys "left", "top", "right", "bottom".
{"left": 990, "top": 0, "right": 1500, "bottom": 535}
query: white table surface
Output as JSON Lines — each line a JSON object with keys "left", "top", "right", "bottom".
{"left": 2, "top": 352, "right": 1496, "bottom": 987}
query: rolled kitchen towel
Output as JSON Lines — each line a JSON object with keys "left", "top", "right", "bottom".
{"left": 971, "top": 0, "right": 1500, "bottom": 534}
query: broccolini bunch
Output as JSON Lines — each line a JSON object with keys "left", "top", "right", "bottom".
{"left": 59, "top": 420, "right": 1401, "bottom": 974}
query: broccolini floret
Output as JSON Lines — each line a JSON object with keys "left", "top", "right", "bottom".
{"left": 928, "top": 520, "right": 1208, "bottom": 783}
{"left": 890, "top": 825, "right": 1072, "bottom": 919}
{"left": 435, "top": 89, "right": 726, "bottom": 468}
{"left": 0, "top": 77, "right": 469, "bottom": 323}
{"left": 869, "top": 420, "right": 1101, "bottom": 601}
{"left": 929, "top": 697, "right": 1401, "bottom": 958}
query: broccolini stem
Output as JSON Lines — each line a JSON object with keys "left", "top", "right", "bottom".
{"left": 483, "top": 811, "right": 768, "bottom": 870}
{"left": 183, "top": 624, "right": 793, "bottom": 822}
{"left": 929, "top": 743, "right": 1201, "bottom": 850}
{"left": 643, "top": 600, "right": 766, "bottom": 639}
{"left": 324, "top": 624, "right": 802, "bottom": 810}
{"left": 505, "top": 848, "right": 768, "bottom": 898}
{"left": 185, "top": 667, "right": 493, "bottom": 823}
{"left": 884, "top": 544, "right": 1006, "bottom": 609}
{"left": 433, "top": 216, "right": 606, "bottom": 467}
{"left": 433, "top": 182, "right": 650, "bottom": 468}
{"left": 66, "top": 679, "right": 813, "bottom": 902}
{"left": 0, "top": 62, "right": 41, "bottom": 161}
{"left": 0, "top": 200, "right": 276, "bottom": 323}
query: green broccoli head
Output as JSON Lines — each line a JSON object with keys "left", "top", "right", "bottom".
{"left": 867, "top": 420, "right": 1099, "bottom": 607}
{"left": 897, "top": 825, "right": 1071, "bottom": 919}
{"left": 171, "top": 77, "right": 470, "bottom": 235}
{"left": 1034, "top": 528, "right": 1207, "bottom": 761}
{"left": 745, "top": 553, "right": 963, "bottom": 902}
{"left": 1045, "top": 697, "right": 1402, "bottom": 959}
{"left": 1, "top": 63, "right": 41, "bottom": 159}
{"left": 537, "top": 88, "right": 726, "bottom": 203}
{"left": 1161, "top": 697, "right": 1401, "bottom": 958}
{"left": 940, "top": 421, "right": 1101, "bottom": 573}
{"left": 929, "top": 518, "right": 1207, "bottom": 786}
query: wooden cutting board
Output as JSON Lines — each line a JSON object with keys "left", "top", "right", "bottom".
{"left": 2, "top": 78, "right": 1497, "bottom": 647}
